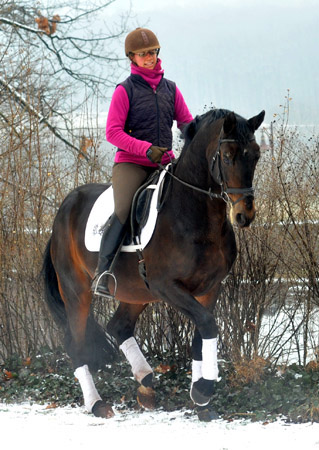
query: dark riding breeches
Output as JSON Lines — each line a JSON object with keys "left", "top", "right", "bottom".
{"left": 112, "top": 163, "right": 157, "bottom": 225}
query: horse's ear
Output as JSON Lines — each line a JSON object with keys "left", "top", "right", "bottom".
{"left": 248, "top": 110, "right": 265, "bottom": 132}
{"left": 223, "top": 112, "right": 237, "bottom": 135}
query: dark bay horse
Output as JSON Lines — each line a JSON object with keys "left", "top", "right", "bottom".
{"left": 42, "top": 108, "right": 265, "bottom": 419}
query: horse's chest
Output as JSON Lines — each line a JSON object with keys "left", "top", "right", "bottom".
{"left": 175, "top": 239, "right": 233, "bottom": 294}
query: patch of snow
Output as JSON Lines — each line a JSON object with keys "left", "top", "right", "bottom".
{"left": 1, "top": 403, "right": 319, "bottom": 450}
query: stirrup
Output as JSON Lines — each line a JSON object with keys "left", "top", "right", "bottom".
{"left": 93, "top": 271, "right": 118, "bottom": 300}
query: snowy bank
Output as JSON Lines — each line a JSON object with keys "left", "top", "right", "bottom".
{"left": 1, "top": 403, "right": 319, "bottom": 450}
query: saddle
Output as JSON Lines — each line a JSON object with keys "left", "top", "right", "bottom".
{"left": 128, "top": 170, "right": 165, "bottom": 244}
{"left": 84, "top": 167, "right": 170, "bottom": 253}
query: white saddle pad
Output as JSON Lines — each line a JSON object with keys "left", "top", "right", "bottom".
{"left": 84, "top": 168, "right": 168, "bottom": 253}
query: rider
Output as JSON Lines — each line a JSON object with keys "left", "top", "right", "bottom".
{"left": 92, "top": 27, "right": 193, "bottom": 298}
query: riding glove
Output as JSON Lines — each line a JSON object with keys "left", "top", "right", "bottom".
{"left": 146, "top": 146, "right": 168, "bottom": 164}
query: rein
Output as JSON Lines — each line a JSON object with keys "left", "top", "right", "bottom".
{"left": 160, "top": 136, "right": 255, "bottom": 206}
{"left": 160, "top": 162, "right": 229, "bottom": 202}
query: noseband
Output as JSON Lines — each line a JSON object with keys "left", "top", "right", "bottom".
{"left": 210, "top": 137, "right": 256, "bottom": 206}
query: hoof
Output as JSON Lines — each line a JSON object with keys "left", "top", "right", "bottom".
{"left": 92, "top": 400, "right": 115, "bottom": 419}
{"left": 190, "top": 378, "right": 215, "bottom": 406}
{"left": 141, "top": 373, "right": 153, "bottom": 388}
{"left": 137, "top": 385, "right": 156, "bottom": 410}
{"left": 196, "top": 405, "right": 220, "bottom": 422}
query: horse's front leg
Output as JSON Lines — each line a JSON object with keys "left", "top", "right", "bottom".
{"left": 150, "top": 280, "right": 220, "bottom": 407}
{"left": 191, "top": 328, "right": 219, "bottom": 406}
{"left": 190, "top": 320, "right": 220, "bottom": 409}
{"left": 107, "top": 302, "right": 155, "bottom": 408}
{"left": 190, "top": 289, "right": 222, "bottom": 408}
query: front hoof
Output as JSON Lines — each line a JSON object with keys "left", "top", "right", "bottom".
{"left": 137, "top": 385, "right": 156, "bottom": 409}
{"left": 92, "top": 400, "right": 115, "bottom": 418}
{"left": 190, "top": 378, "right": 215, "bottom": 406}
{"left": 196, "top": 405, "right": 220, "bottom": 422}
{"left": 141, "top": 372, "right": 153, "bottom": 388}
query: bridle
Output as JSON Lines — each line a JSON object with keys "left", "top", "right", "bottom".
{"left": 160, "top": 133, "right": 256, "bottom": 207}
{"left": 210, "top": 136, "right": 256, "bottom": 206}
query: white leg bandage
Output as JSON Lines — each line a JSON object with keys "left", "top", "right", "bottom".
{"left": 74, "top": 364, "right": 102, "bottom": 413}
{"left": 201, "top": 338, "right": 219, "bottom": 380}
{"left": 120, "top": 337, "right": 153, "bottom": 384}
{"left": 192, "top": 359, "right": 202, "bottom": 383}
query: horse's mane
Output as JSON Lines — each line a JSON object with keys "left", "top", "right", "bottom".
{"left": 182, "top": 108, "right": 252, "bottom": 147}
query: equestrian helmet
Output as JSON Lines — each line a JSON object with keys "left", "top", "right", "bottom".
{"left": 125, "top": 28, "right": 160, "bottom": 56}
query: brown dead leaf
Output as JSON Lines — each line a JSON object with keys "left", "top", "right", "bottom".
{"left": 3, "top": 369, "right": 13, "bottom": 380}
{"left": 23, "top": 357, "right": 32, "bottom": 367}
{"left": 154, "top": 364, "right": 172, "bottom": 374}
{"left": 45, "top": 403, "right": 58, "bottom": 410}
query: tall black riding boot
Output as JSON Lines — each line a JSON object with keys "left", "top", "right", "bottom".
{"left": 91, "top": 214, "right": 126, "bottom": 299}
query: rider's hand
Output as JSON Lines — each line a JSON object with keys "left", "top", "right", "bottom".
{"left": 146, "top": 146, "right": 168, "bottom": 164}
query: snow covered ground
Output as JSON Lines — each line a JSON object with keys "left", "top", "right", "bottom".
{"left": 1, "top": 403, "right": 319, "bottom": 450}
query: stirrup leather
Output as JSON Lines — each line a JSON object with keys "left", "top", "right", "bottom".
{"left": 93, "top": 270, "right": 118, "bottom": 299}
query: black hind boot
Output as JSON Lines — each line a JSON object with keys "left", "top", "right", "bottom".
{"left": 91, "top": 214, "right": 126, "bottom": 299}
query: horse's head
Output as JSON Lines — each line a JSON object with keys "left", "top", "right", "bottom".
{"left": 209, "top": 110, "right": 265, "bottom": 228}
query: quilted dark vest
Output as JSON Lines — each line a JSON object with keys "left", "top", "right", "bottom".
{"left": 119, "top": 74, "right": 176, "bottom": 149}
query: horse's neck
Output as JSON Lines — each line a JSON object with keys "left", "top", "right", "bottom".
{"left": 173, "top": 141, "right": 221, "bottom": 208}
{"left": 174, "top": 142, "right": 206, "bottom": 185}
{"left": 169, "top": 153, "right": 228, "bottom": 238}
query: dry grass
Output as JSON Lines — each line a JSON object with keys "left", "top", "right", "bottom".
{"left": 229, "top": 356, "right": 268, "bottom": 387}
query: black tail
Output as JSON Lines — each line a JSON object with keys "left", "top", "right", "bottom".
{"left": 42, "top": 238, "right": 68, "bottom": 328}
{"left": 42, "top": 238, "right": 118, "bottom": 370}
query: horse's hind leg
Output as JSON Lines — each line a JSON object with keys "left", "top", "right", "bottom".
{"left": 107, "top": 302, "right": 155, "bottom": 408}
{"left": 56, "top": 271, "right": 115, "bottom": 418}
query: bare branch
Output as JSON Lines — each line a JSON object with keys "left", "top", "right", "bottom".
{"left": 0, "top": 75, "right": 89, "bottom": 160}
{"left": 0, "top": 1, "right": 133, "bottom": 164}
{"left": 0, "top": 16, "right": 43, "bottom": 34}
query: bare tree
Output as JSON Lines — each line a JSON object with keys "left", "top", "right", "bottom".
{"left": 0, "top": 1, "right": 132, "bottom": 361}
{"left": 0, "top": 0, "right": 131, "bottom": 157}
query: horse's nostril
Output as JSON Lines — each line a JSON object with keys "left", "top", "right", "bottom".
{"left": 236, "top": 213, "right": 249, "bottom": 228}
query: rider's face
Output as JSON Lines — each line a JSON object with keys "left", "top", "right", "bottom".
{"left": 132, "top": 50, "right": 158, "bottom": 70}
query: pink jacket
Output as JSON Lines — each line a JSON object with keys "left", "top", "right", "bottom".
{"left": 106, "top": 59, "right": 193, "bottom": 167}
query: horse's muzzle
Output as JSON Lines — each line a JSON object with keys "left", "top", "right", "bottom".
{"left": 235, "top": 210, "right": 256, "bottom": 228}
{"left": 231, "top": 196, "right": 256, "bottom": 228}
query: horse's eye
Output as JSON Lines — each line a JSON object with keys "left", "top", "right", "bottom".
{"left": 223, "top": 153, "right": 231, "bottom": 165}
